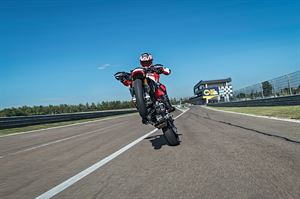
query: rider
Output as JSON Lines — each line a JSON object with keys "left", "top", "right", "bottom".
{"left": 118, "top": 52, "right": 175, "bottom": 113}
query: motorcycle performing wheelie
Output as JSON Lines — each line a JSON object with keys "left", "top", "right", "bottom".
{"left": 114, "top": 53, "right": 180, "bottom": 146}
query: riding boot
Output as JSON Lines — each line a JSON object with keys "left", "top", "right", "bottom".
{"left": 163, "top": 95, "right": 175, "bottom": 112}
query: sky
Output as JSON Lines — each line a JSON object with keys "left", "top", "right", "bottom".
{"left": 0, "top": 0, "right": 299, "bottom": 108}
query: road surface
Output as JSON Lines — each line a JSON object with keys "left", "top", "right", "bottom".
{"left": 0, "top": 106, "right": 299, "bottom": 199}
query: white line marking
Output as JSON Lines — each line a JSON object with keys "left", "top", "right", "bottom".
{"left": 203, "top": 106, "right": 300, "bottom": 124}
{"left": 0, "top": 113, "right": 137, "bottom": 138}
{"left": 175, "top": 107, "right": 188, "bottom": 113}
{"left": 0, "top": 122, "right": 125, "bottom": 159}
{"left": 35, "top": 108, "right": 189, "bottom": 199}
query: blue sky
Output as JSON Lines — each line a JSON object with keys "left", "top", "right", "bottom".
{"left": 0, "top": 0, "right": 299, "bottom": 108}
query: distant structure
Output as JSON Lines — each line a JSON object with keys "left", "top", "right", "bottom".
{"left": 190, "top": 78, "right": 233, "bottom": 104}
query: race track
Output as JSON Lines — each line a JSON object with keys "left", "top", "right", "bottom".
{"left": 0, "top": 106, "right": 299, "bottom": 199}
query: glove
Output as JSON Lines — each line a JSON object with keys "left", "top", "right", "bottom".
{"left": 155, "top": 67, "right": 163, "bottom": 74}
{"left": 152, "top": 64, "right": 164, "bottom": 74}
{"left": 114, "top": 72, "right": 123, "bottom": 81}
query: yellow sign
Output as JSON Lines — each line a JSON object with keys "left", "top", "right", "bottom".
{"left": 203, "top": 96, "right": 215, "bottom": 100}
{"left": 203, "top": 89, "right": 210, "bottom": 96}
{"left": 203, "top": 88, "right": 219, "bottom": 96}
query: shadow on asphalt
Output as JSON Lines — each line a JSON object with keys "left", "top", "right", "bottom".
{"left": 145, "top": 134, "right": 168, "bottom": 150}
{"left": 145, "top": 134, "right": 182, "bottom": 149}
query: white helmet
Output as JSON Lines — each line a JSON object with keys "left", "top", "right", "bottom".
{"left": 139, "top": 52, "right": 153, "bottom": 67}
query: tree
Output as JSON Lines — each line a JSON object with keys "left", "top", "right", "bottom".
{"left": 85, "top": 103, "right": 90, "bottom": 111}
{"left": 296, "top": 85, "right": 300, "bottom": 94}
{"left": 236, "top": 93, "right": 246, "bottom": 99}
{"left": 90, "top": 102, "right": 97, "bottom": 111}
{"left": 281, "top": 88, "right": 290, "bottom": 96}
{"left": 262, "top": 81, "right": 273, "bottom": 97}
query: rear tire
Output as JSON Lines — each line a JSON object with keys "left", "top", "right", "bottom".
{"left": 133, "top": 79, "right": 147, "bottom": 119}
{"left": 163, "top": 125, "right": 180, "bottom": 146}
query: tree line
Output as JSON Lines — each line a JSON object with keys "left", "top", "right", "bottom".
{"left": 0, "top": 101, "right": 134, "bottom": 117}
{"left": 0, "top": 98, "right": 186, "bottom": 117}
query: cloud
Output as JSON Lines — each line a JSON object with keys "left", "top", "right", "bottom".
{"left": 98, "top": 63, "right": 112, "bottom": 70}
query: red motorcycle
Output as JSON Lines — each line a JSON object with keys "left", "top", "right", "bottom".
{"left": 114, "top": 65, "right": 180, "bottom": 146}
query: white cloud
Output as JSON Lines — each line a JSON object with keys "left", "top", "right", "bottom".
{"left": 98, "top": 63, "right": 112, "bottom": 70}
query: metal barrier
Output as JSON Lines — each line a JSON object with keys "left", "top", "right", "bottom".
{"left": 207, "top": 95, "right": 300, "bottom": 107}
{"left": 0, "top": 109, "right": 137, "bottom": 129}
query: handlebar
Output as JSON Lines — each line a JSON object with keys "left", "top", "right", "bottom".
{"left": 123, "top": 64, "right": 164, "bottom": 79}
{"left": 140, "top": 64, "right": 164, "bottom": 73}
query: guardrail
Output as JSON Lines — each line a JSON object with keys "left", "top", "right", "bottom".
{"left": 207, "top": 95, "right": 300, "bottom": 107}
{"left": 0, "top": 109, "right": 137, "bottom": 129}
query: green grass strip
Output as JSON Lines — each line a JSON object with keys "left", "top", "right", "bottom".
{"left": 213, "top": 106, "right": 300, "bottom": 120}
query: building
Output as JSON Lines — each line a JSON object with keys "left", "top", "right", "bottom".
{"left": 190, "top": 78, "right": 233, "bottom": 104}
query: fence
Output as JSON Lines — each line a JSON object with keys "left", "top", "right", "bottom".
{"left": 233, "top": 70, "right": 300, "bottom": 101}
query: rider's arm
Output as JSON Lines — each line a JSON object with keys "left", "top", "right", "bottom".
{"left": 152, "top": 64, "right": 171, "bottom": 75}
{"left": 156, "top": 66, "right": 171, "bottom": 75}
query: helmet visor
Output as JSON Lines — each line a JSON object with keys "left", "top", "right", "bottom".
{"left": 140, "top": 60, "right": 152, "bottom": 67}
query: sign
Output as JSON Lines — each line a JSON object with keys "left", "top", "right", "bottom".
{"left": 203, "top": 95, "right": 216, "bottom": 100}
{"left": 202, "top": 87, "right": 219, "bottom": 99}
{"left": 202, "top": 87, "right": 219, "bottom": 96}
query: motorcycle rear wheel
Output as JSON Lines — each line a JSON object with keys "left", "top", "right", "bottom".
{"left": 163, "top": 123, "right": 180, "bottom": 146}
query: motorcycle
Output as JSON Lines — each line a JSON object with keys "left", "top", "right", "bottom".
{"left": 114, "top": 65, "right": 180, "bottom": 146}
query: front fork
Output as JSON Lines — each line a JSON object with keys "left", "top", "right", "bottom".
{"left": 143, "top": 79, "right": 151, "bottom": 104}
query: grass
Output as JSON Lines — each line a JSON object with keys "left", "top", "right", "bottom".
{"left": 212, "top": 106, "right": 300, "bottom": 120}
{"left": 0, "top": 113, "right": 137, "bottom": 137}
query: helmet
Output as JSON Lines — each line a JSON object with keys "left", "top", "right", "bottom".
{"left": 139, "top": 52, "right": 153, "bottom": 67}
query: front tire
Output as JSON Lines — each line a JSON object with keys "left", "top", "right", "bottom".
{"left": 133, "top": 79, "right": 147, "bottom": 119}
{"left": 163, "top": 125, "right": 180, "bottom": 146}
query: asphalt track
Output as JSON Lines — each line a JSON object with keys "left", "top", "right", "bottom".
{"left": 0, "top": 106, "right": 299, "bottom": 199}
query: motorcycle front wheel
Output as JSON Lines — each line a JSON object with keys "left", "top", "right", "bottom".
{"left": 133, "top": 79, "right": 147, "bottom": 119}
